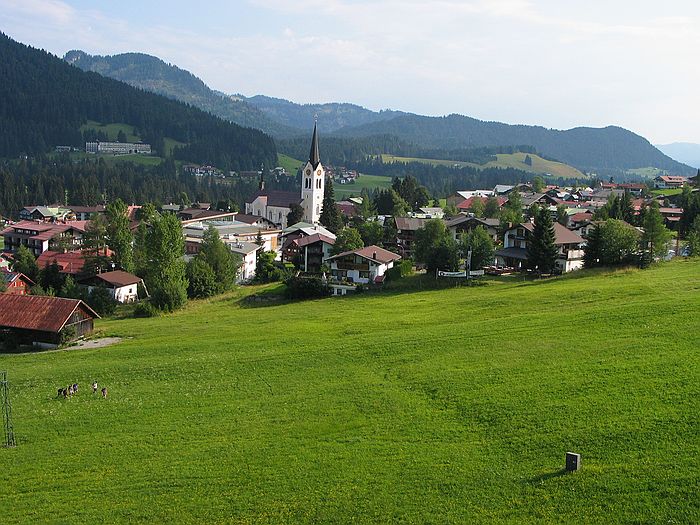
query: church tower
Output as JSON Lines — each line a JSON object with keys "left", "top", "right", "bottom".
{"left": 301, "top": 122, "right": 325, "bottom": 224}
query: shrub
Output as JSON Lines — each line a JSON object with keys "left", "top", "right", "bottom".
{"left": 284, "top": 276, "right": 331, "bottom": 300}
{"left": 133, "top": 302, "right": 160, "bottom": 318}
{"left": 386, "top": 260, "right": 414, "bottom": 281}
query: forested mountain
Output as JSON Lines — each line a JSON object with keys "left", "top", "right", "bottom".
{"left": 244, "top": 95, "right": 404, "bottom": 133}
{"left": 0, "top": 33, "right": 276, "bottom": 172}
{"left": 57, "top": 42, "right": 694, "bottom": 177}
{"left": 656, "top": 143, "right": 700, "bottom": 169}
{"left": 64, "top": 50, "right": 297, "bottom": 138}
{"left": 332, "top": 114, "right": 694, "bottom": 175}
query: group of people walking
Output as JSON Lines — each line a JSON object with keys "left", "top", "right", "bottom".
{"left": 57, "top": 381, "right": 107, "bottom": 399}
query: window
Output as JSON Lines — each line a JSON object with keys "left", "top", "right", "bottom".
{"left": 305, "top": 178, "right": 311, "bottom": 189}
{"left": 316, "top": 178, "right": 322, "bottom": 189}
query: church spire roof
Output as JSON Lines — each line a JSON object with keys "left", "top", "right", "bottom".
{"left": 309, "top": 122, "right": 321, "bottom": 169}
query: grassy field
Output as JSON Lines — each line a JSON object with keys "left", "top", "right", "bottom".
{"left": 381, "top": 152, "right": 585, "bottom": 179}
{"left": 277, "top": 154, "right": 304, "bottom": 175}
{"left": 626, "top": 167, "right": 666, "bottom": 179}
{"left": 334, "top": 174, "right": 392, "bottom": 200}
{"left": 80, "top": 121, "right": 141, "bottom": 143}
{"left": 651, "top": 188, "right": 684, "bottom": 197}
{"left": 1, "top": 260, "right": 699, "bottom": 523}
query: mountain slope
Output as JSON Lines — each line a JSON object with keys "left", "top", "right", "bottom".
{"left": 333, "top": 114, "right": 693, "bottom": 175}
{"left": 656, "top": 143, "right": 700, "bottom": 169}
{"left": 0, "top": 34, "right": 276, "bottom": 171}
{"left": 64, "top": 50, "right": 297, "bottom": 138}
{"left": 244, "top": 95, "right": 405, "bottom": 133}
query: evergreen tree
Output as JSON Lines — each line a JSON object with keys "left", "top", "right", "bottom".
{"left": 620, "top": 191, "right": 635, "bottom": 224}
{"left": 39, "top": 261, "right": 64, "bottom": 293}
{"left": 583, "top": 223, "right": 602, "bottom": 268}
{"left": 556, "top": 204, "right": 568, "bottom": 226}
{"left": 319, "top": 177, "right": 344, "bottom": 233}
{"left": 286, "top": 203, "right": 304, "bottom": 226}
{"left": 527, "top": 207, "right": 558, "bottom": 274}
{"left": 331, "top": 227, "right": 364, "bottom": 255}
{"left": 641, "top": 201, "right": 672, "bottom": 259}
{"left": 11, "top": 245, "right": 39, "bottom": 281}
{"left": 686, "top": 216, "right": 700, "bottom": 257}
{"left": 484, "top": 195, "right": 501, "bottom": 219}
{"left": 106, "top": 198, "right": 134, "bottom": 272}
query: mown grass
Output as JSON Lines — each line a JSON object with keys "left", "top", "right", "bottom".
{"left": 334, "top": 174, "right": 392, "bottom": 200}
{"left": 277, "top": 153, "right": 304, "bottom": 175}
{"left": 381, "top": 153, "right": 584, "bottom": 179}
{"left": 1, "top": 260, "right": 699, "bottom": 523}
{"left": 80, "top": 120, "right": 141, "bottom": 143}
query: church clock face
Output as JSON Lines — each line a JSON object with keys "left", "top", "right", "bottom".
{"left": 306, "top": 169, "right": 311, "bottom": 175}
{"left": 316, "top": 170, "right": 322, "bottom": 176}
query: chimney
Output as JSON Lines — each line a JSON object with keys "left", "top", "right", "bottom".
{"left": 372, "top": 251, "right": 377, "bottom": 260}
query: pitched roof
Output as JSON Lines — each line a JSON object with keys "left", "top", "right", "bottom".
{"left": 247, "top": 190, "right": 302, "bottom": 208}
{"left": 91, "top": 270, "right": 142, "bottom": 287}
{"left": 309, "top": 122, "right": 321, "bottom": 169}
{"left": 0, "top": 294, "right": 99, "bottom": 332}
{"left": 445, "top": 216, "right": 500, "bottom": 228}
{"left": 326, "top": 245, "right": 402, "bottom": 264}
{"left": 395, "top": 217, "right": 430, "bottom": 231}
{"left": 521, "top": 222, "right": 585, "bottom": 245}
{"left": 456, "top": 196, "right": 507, "bottom": 210}
{"left": 1, "top": 269, "right": 34, "bottom": 287}
{"left": 294, "top": 233, "right": 336, "bottom": 248}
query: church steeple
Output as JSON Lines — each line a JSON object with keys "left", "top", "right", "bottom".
{"left": 259, "top": 163, "right": 265, "bottom": 191}
{"left": 309, "top": 121, "right": 321, "bottom": 169}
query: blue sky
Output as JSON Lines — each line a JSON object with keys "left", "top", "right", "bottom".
{"left": 2, "top": 0, "right": 698, "bottom": 144}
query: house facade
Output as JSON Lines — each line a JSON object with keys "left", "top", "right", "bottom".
{"left": 654, "top": 175, "right": 687, "bottom": 189}
{"left": 326, "top": 245, "right": 401, "bottom": 295}
{"left": 80, "top": 271, "right": 143, "bottom": 303}
{"left": 1, "top": 270, "right": 33, "bottom": 295}
{"left": 1, "top": 221, "right": 89, "bottom": 257}
{"left": 445, "top": 216, "right": 500, "bottom": 242}
{"left": 283, "top": 233, "right": 335, "bottom": 273}
{"left": 494, "top": 222, "right": 585, "bottom": 273}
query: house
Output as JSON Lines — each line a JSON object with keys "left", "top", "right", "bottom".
{"left": 395, "top": 217, "right": 430, "bottom": 258}
{"left": 178, "top": 209, "right": 237, "bottom": 224}
{"left": 445, "top": 216, "right": 500, "bottom": 242}
{"left": 245, "top": 124, "right": 324, "bottom": 227}
{"left": 446, "top": 190, "right": 494, "bottom": 208}
{"left": 184, "top": 221, "right": 282, "bottom": 255}
{"left": 1, "top": 270, "right": 34, "bottom": 295}
{"left": 283, "top": 233, "right": 335, "bottom": 273}
{"left": 495, "top": 222, "right": 585, "bottom": 273}
{"left": 658, "top": 207, "right": 683, "bottom": 229}
{"left": 79, "top": 271, "right": 143, "bottom": 303}
{"left": 36, "top": 250, "right": 108, "bottom": 276}
{"left": 1, "top": 221, "right": 90, "bottom": 257}
{"left": 455, "top": 196, "right": 507, "bottom": 214}
{"left": 67, "top": 205, "right": 106, "bottom": 221}
{"left": 85, "top": 141, "right": 151, "bottom": 155}
{"left": 654, "top": 175, "right": 687, "bottom": 189}
{"left": 0, "top": 294, "right": 99, "bottom": 346}
{"left": 232, "top": 214, "right": 278, "bottom": 230}
{"left": 325, "top": 245, "right": 401, "bottom": 295}
{"left": 567, "top": 211, "right": 595, "bottom": 230}
{"left": 517, "top": 192, "right": 558, "bottom": 208}
{"left": 336, "top": 201, "right": 358, "bottom": 218}
{"left": 19, "top": 206, "right": 63, "bottom": 221}
{"left": 417, "top": 207, "right": 445, "bottom": 219}
{"left": 228, "top": 242, "right": 262, "bottom": 282}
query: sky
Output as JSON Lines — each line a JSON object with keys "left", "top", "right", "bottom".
{"left": 2, "top": 0, "right": 698, "bottom": 144}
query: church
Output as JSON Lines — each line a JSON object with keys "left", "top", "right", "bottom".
{"left": 245, "top": 124, "right": 325, "bottom": 229}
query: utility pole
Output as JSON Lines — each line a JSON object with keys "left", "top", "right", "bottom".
{"left": 1, "top": 371, "right": 17, "bottom": 447}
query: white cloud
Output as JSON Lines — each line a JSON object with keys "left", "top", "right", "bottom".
{"left": 0, "top": 0, "right": 698, "bottom": 143}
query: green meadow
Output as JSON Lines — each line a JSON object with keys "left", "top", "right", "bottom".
{"left": 381, "top": 152, "right": 585, "bottom": 180}
{"left": 1, "top": 260, "right": 699, "bottom": 523}
{"left": 333, "top": 174, "right": 392, "bottom": 200}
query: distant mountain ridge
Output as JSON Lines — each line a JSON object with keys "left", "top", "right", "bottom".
{"left": 62, "top": 49, "right": 693, "bottom": 176}
{"left": 243, "top": 94, "right": 405, "bottom": 132}
{"left": 655, "top": 143, "right": 700, "bottom": 169}
{"left": 331, "top": 114, "right": 693, "bottom": 175}
{"left": 64, "top": 50, "right": 298, "bottom": 137}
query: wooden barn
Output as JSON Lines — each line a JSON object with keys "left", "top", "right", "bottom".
{"left": 0, "top": 295, "right": 100, "bottom": 346}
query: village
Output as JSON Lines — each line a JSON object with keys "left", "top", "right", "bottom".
{"left": 1, "top": 126, "right": 699, "bottom": 349}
